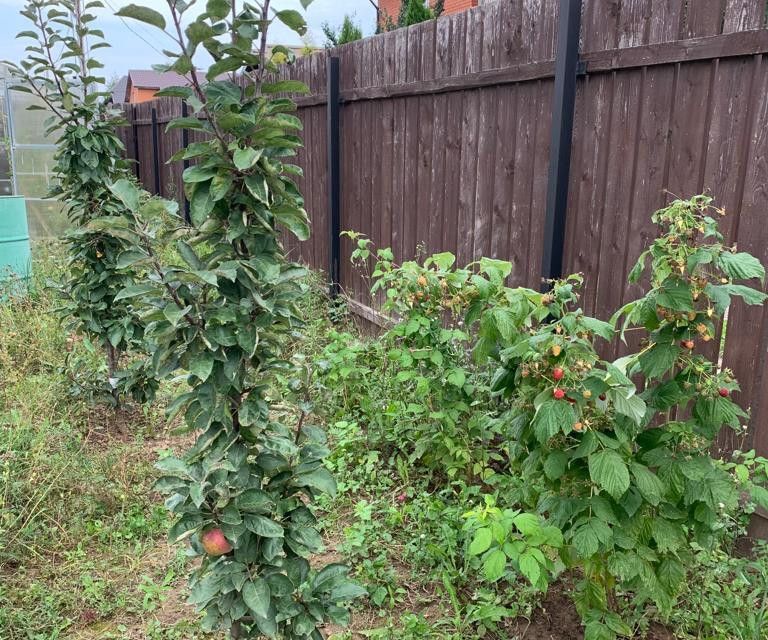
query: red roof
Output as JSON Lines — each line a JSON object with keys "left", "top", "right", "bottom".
{"left": 126, "top": 69, "right": 191, "bottom": 90}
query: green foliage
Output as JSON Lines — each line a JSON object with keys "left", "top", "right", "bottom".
{"left": 668, "top": 543, "right": 768, "bottom": 639}
{"left": 463, "top": 496, "right": 563, "bottom": 588}
{"left": 468, "top": 195, "right": 768, "bottom": 637}
{"left": 322, "top": 15, "right": 363, "bottom": 47}
{"left": 334, "top": 195, "right": 768, "bottom": 639}
{"left": 6, "top": 1, "right": 157, "bottom": 406}
{"left": 397, "top": 0, "right": 433, "bottom": 27}
{"left": 108, "top": 1, "right": 361, "bottom": 637}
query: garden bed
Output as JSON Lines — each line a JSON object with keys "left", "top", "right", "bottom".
{"left": 3, "top": 246, "right": 767, "bottom": 640}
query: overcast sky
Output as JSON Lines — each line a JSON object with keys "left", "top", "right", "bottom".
{"left": 0, "top": 0, "right": 377, "bottom": 80}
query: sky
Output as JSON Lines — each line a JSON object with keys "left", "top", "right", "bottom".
{"left": 0, "top": 0, "right": 377, "bottom": 80}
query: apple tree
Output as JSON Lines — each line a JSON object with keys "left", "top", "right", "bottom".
{"left": 104, "top": 1, "right": 364, "bottom": 637}
{"left": 6, "top": 0, "right": 158, "bottom": 404}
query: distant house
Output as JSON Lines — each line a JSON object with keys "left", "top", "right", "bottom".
{"left": 110, "top": 53, "right": 315, "bottom": 104}
{"left": 378, "top": 0, "right": 479, "bottom": 27}
{"left": 111, "top": 70, "right": 191, "bottom": 104}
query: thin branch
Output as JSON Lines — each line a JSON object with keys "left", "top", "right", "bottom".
{"left": 36, "top": 4, "right": 67, "bottom": 101}
{"left": 165, "top": 0, "right": 229, "bottom": 150}
{"left": 73, "top": 0, "right": 89, "bottom": 103}
{"left": 255, "top": 0, "right": 271, "bottom": 87}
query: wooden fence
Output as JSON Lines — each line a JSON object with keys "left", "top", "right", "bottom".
{"left": 116, "top": 0, "right": 768, "bottom": 467}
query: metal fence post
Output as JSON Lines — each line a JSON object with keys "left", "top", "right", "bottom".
{"left": 541, "top": 0, "right": 582, "bottom": 286}
{"left": 131, "top": 104, "right": 140, "bottom": 182}
{"left": 181, "top": 100, "right": 191, "bottom": 224}
{"left": 327, "top": 55, "right": 341, "bottom": 297}
{"left": 150, "top": 106, "right": 161, "bottom": 196}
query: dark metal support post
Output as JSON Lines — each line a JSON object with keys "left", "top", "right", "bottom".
{"left": 541, "top": 0, "right": 582, "bottom": 286}
{"left": 327, "top": 55, "right": 341, "bottom": 297}
{"left": 150, "top": 106, "right": 161, "bottom": 196}
{"left": 131, "top": 105, "right": 140, "bottom": 182}
{"left": 181, "top": 101, "right": 191, "bottom": 224}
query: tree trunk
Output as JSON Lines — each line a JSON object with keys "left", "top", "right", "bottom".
{"left": 105, "top": 342, "right": 120, "bottom": 405}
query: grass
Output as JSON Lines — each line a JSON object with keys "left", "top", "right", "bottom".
{"left": 2, "top": 243, "right": 768, "bottom": 640}
{"left": 0, "top": 244, "right": 217, "bottom": 640}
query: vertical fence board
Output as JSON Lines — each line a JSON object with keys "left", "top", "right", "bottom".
{"left": 647, "top": 0, "right": 685, "bottom": 43}
{"left": 618, "top": 0, "right": 652, "bottom": 47}
{"left": 685, "top": 0, "right": 728, "bottom": 38}
{"left": 723, "top": 0, "right": 766, "bottom": 32}
{"left": 723, "top": 57, "right": 768, "bottom": 455}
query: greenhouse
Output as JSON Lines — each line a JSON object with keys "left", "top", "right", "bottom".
{"left": 0, "top": 63, "right": 62, "bottom": 239}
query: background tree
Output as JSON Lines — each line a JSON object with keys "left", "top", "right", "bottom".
{"left": 322, "top": 14, "right": 364, "bottom": 48}
{"left": 6, "top": 0, "right": 156, "bottom": 406}
{"left": 398, "top": 0, "right": 433, "bottom": 27}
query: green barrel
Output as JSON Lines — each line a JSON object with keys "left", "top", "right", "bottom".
{"left": 0, "top": 196, "right": 32, "bottom": 290}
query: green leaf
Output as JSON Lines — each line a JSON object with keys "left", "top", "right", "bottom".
{"left": 651, "top": 518, "right": 685, "bottom": 553}
{"left": 512, "top": 512, "right": 541, "bottom": 536}
{"left": 155, "top": 456, "right": 192, "bottom": 478}
{"left": 610, "top": 388, "right": 646, "bottom": 425}
{"left": 543, "top": 451, "right": 568, "bottom": 480}
{"left": 580, "top": 316, "right": 615, "bottom": 341}
{"left": 273, "top": 203, "right": 310, "bottom": 241}
{"left": 482, "top": 549, "right": 507, "bottom": 582}
{"left": 327, "top": 581, "right": 368, "bottom": 601}
{"left": 189, "top": 183, "right": 213, "bottom": 227}
{"left": 163, "top": 304, "right": 190, "bottom": 327}
{"left": 589, "top": 449, "right": 630, "bottom": 499}
{"left": 656, "top": 279, "right": 694, "bottom": 311}
{"left": 638, "top": 343, "right": 679, "bottom": 379}
{"left": 572, "top": 519, "right": 613, "bottom": 558}
{"left": 446, "top": 368, "right": 466, "bottom": 387}
{"left": 206, "top": 0, "right": 230, "bottom": 18}
{"left": 115, "top": 4, "right": 166, "bottom": 29}
{"left": 189, "top": 352, "right": 214, "bottom": 381}
{"left": 116, "top": 249, "right": 147, "bottom": 268}
{"left": 275, "top": 9, "right": 307, "bottom": 35}
{"left": 518, "top": 550, "right": 541, "bottom": 585}
{"left": 261, "top": 80, "right": 309, "bottom": 95}
{"left": 469, "top": 527, "right": 492, "bottom": 555}
{"left": 584, "top": 620, "right": 616, "bottom": 640}
{"left": 115, "top": 283, "right": 159, "bottom": 300}
{"left": 718, "top": 251, "right": 765, "bottom": 282}
{"left": 294, "top": 467, "right": 337, "bottom": 496}
{"left": 176, "top": 240, "right": 204, "bottom": 270}
{"left": 242, "top": 578, "right": 271, "bottom": 618}
{"left": 245, "top": 515, "right": 284, "bottom": 538}
{"left": 109, "top": 178, "right": 140, "bottom": 211}
{"left": 206, "top": 57, "right": 241, "bottom": 80}
{"left": 532, "top": 400, "right": 576, "bottom": 443}
{"left": 186, "top": 21, "right": 215, "bottom": 45}
{"left": 183, "top": 165, "right": 217, "bottom": 183}
{"left": 630, "top": 462, "right": 664, "bottom": 506}
{"left": 155, "top": 86, "right": 193, "bottom": 99}
{"left": 237, "top": 489, "right": 273, "bottom": 512}
{"left": 244, "top": 175, "right": 268, "bottom": 203}
{"left": 233, "top": 147, "right": 261, "bottom": 170}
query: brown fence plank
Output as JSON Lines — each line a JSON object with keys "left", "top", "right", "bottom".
{"left": 722, "top": 56, "right": 768, "bottom": 455}
{"left": 582, "top": 0, "right": 621, "bottom": 53}
{"left": 647, "top": 0, "right": 685, "bottom": 42}
{"left": 685, "top": 0, "right": 728, "bottom": 38}
{"left": 723, "top": 0, "right": 766, "bottom": 32}
{"left": 593, "top": 70, "right": 644, "bottom": 350}
{"left": 617, "top": 0, "right": 652, "bottom": 48}
{"left": 565, "top": 73, "right": 614, "bottom": 314}
{"left": 416, "top": 21, "right": 436, "bottom": 255}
